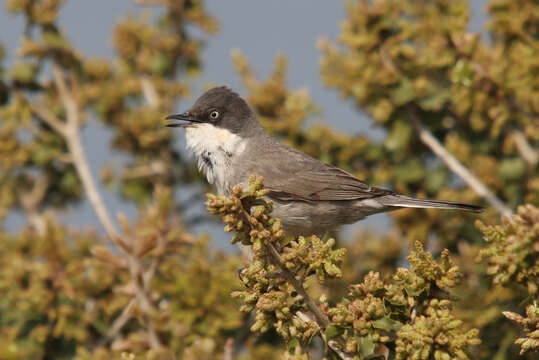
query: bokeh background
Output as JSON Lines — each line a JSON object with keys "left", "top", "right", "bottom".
{"left": 1, "top": 0, "right": 487, "bottom": 243}
{"left": 0, "top": 0, "right": 536, "bottom": 359}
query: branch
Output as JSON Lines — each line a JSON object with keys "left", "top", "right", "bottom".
{"left": 18, "top": 175, "right": 50, "bottom": 235}
{"left": 140, "top": 76, "right": 160, "bottom": 108}
{"left": 412, "top": 116, "right": 513, "bottom": 217}
{"left": 512, "top": 130, "right": 538, "bottom": 166}
{"left": 266, "top": 244, "right": 352, "bottom": 360}
{"left": 265, "top": 243, "right": 330, "bottom": 328}
{"left": 52, "top": 64, "right": 164, "bottom": 349}
{"left": 51, "top": 64, "right": 120, "bottom": 238}
{"left": 264, "top": 243, "right": 353, "bottom": 359}
{"left": 221, "top": 338, "right": 235, "bottom": 360}
{"left": 96, "top": 298, "right": 136, "bottom": 348}
{"left": 27, "top": 101, "right": 68, "bottom": 137}
{"left": 120, "top": 161, "right": 168, "bottom": 181}
{"left": 233, "top": 204, "right": 350, "bottom": 358}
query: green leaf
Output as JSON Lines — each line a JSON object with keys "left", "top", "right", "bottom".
{"left": 358, "top": 335, "right": 376, "bottom": 357}
{"left": 286, "top": 337, "right": 300, "bottom": 351}
{"left": 393, "top": 159, "right": 425, "bottom": 183}
{"left": 425, "top": 167, "right": 448, "bottom": 193}
{"left": 10, "top": 62, "right": 37, "bottom": 83}
{"left": 372, "top": 317, "right": 402, "bottom": 331}
{"left": 497, "top": 158, "right": 526, "bottom": 181}
{"left": 150, "top": 53, "right": 171, "bottom": 76}
{"left": 385, "top": 120, "right": 412, "bottom": 151}
{"left": 325, "top": 324, "right": 344, "bottom": 340}
{"left": 418, "top": 88, "right": 450, "bottom": 111}
{"left": 391, "top": 78, "right": 415, "bottom": 106}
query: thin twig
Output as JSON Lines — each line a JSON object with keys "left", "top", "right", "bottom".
{"left": 18, "top": 175, "right": 50, "bottom": 235}
{"left": 236, "top": 203, "right": 349, "bottom": 358}
{"left": 52, "top": 64, "right": 164, "bottom": 349}
{"left": 140, "top": 76, "right": 160, "bottom": 108}
{"left": 52, "top": 64, "right": 120, "bottom": 238}
{"left": 120, "top": 161, "right": 168, "bottom": 180}
{"left": 27, "top": 102, "right": 67, "bottom": 137}
{"left": 222, "top": 338, "right": 235, "bottom": 360}
{"left": 96, "top": 298, "right": 136, "bottom": 348}
{"left": 512, "top": 130, "right": 538, "bottom": 166}
{"left": 128, "top": 256, "right": 163, "bottom": 349}
{"left": 412, "top": 115, "right": 513, "bottom": 217}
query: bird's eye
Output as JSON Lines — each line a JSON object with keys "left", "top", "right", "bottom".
{"left": 209, "top": 110, "right": 220, "bottom": 120}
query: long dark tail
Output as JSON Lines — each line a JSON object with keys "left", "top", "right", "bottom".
{"left": 377, "top": 194, "right": 484, "bottom": 212}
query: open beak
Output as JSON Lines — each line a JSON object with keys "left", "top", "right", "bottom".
{"left": 165, "top": 112, "right": 201, "bottom": 127}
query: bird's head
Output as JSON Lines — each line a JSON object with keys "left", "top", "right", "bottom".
{"left": 165, "top": 86, "right": 258, "bottom": 135}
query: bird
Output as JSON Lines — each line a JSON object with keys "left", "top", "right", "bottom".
{"left": 166, "top": 86, "right": 483, "bottom": 237}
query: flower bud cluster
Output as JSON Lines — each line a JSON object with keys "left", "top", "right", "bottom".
{"left": 326, "top": 242, "right": 480, "bottom": 359}
{"left": 281, "top": 236, "right": 346, "bottom": 283}
{"left": 395, "top": 299, "right": 481, "bottom": 360}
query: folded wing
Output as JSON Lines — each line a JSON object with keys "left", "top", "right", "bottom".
{"left": 240, "top": 142, "right": 393, "bottom": 202}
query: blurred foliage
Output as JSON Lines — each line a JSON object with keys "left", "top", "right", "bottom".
{"left": 477, "top": 204, "right": 538, "bottom": 295}
{"left": 478, "top": 204, "right": 539, "bottom": 356}
{"left": 0, "top": 0, "right": 537, "bottom": 359}
{"left": 318, "top": 0, "right": 538, "bottom": 238}
{"left": 0, "top": 195, "right": 244, "bottom": 359}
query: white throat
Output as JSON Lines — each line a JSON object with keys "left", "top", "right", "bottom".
{"left": 185, "top": 123, "right": 246, "bottom": 194}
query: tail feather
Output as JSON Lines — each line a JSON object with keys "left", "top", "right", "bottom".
{"left": 377, "top": 195, "right": 484, "bottom": 212}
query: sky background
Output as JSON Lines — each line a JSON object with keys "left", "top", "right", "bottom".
{"left": 1, "top": 0, "right": 488, "bottom": 249}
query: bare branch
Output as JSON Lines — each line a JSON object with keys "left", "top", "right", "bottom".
{"left": 140, "top": 76, "right": 160, "bottom": 108}
{"left": 18, "top": 175, "right": 50, "bottom": 235}
{"left": 120, "top": 161, "right": 168, "bottom": 181}
{"left": 51, "top": 64, "right": 119, "bottom": 238}
{"left": 96, "top": 298, "right": 136, "bottom": 348}
{"left": 52, "top": 64, "right": 79, "bottom": 132}
{"left": 412, "top": 116, "right": 513, "bottom": 217}
{"left": 221, "top": 338, "right": 235, "bottom": 360}
{"left": 27, "top": 101, "right": 67, "bottom": 137}
{"left": 512, "top": 130, "right": 538, "bottom": 166}
{"left": 51, "top": 65, "right": 164, "bottom": 349}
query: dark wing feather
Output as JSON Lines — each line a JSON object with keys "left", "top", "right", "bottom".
{"left": 238, "top": 139, "right": 393, "bottom": 202}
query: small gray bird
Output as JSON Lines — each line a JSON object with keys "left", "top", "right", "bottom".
{"left": 166, "top": 86, "right": 483, "bottom": 236}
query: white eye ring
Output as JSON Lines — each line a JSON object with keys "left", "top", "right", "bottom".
{"left": 209, "top": 110, "right": 219, "bottom": 120}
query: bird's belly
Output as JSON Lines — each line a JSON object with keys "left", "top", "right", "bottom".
{"left": 269, "top": 199, "right": 383, "bottom": 237}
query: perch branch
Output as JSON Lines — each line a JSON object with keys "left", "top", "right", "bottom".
{"left": 234, "top": 201, "right": 351, "bottom": 358}
{"left": 265, "top": 243, "right": 330, "bottom": 328}
{"left": 265, "top": 244, "right": 354, "bottom": 359}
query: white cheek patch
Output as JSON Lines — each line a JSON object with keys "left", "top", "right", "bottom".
{"left": 184, "top": 123, "right": 246, "bottom": 194}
